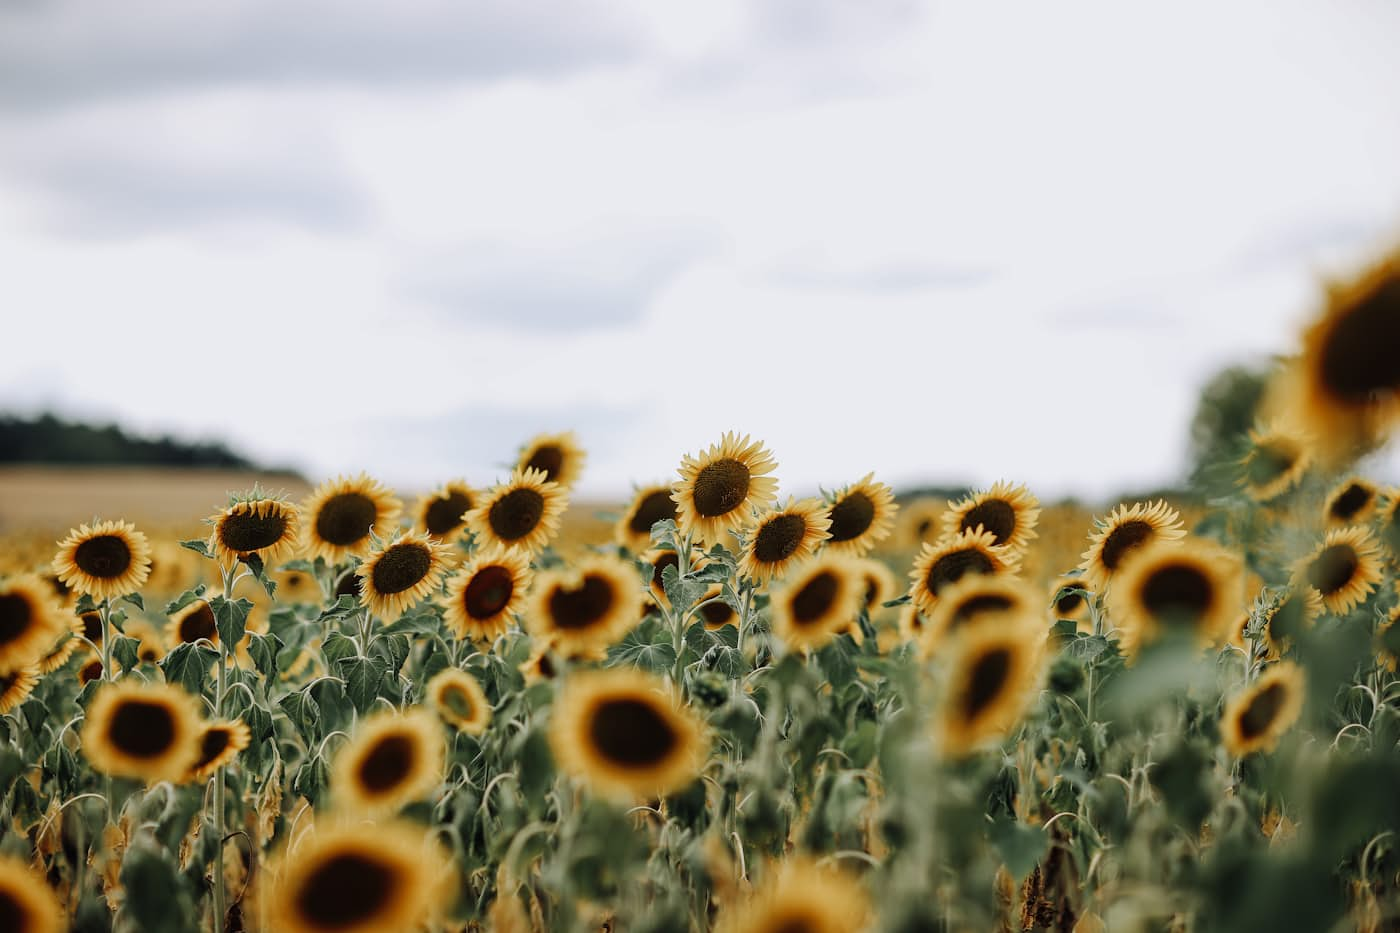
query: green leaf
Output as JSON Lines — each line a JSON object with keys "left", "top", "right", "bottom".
{"left": 246, "top": 632, "right": 282, "bottom": 681}
{"left": 988, "top": 816, "right": 1048, "bottom": 886}
{"left": 1067, "top": 633, "right": 1110, "bottom": 662}
{"left": 321, "top": 631, "right": 358, "bottom": 667}
{"left": 242, "top": 553, "right": 277, "bottom": 598}
{"left": 122, "top": 592, "right": 144, "bottom": 611}
{"left": 278, "top": 688, "right": 320, "bottom": 743}
{"left": 179, "top": 538, "right": 212, "bottom": 558}
{"left": 211, "top": 595, "right": 253, "bottom": 648}
{"left": 317, "top": 594, "right": 361, "bottom": 624}
{"left": 111, "top": 634, "right": 140, "bottom": 673}
{"left": 160, "top": 642, "right": 219, "bottom": 695}
{"left": 120, "top": 842, "right": 194, "bottom": 933}
{"left": 163, "top": 585, "right": 207, "bottom": 616}
{"left": 339, "top": 656, "right": 387, "bottom": 714}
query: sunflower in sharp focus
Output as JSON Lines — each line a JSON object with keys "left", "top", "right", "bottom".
{"left": 464, "top": 468, "right": 568, "bottom": 556}
{"left": 0, "top": 575, "right": 66, "bottom": 674}
{"left": 0, "top": 667, "right": 38, "bottom": 714}
{"left": 412, "top": 479, "right": 477, "bottom": 542}
{"left": 1259, "top": 586, "right": 1324, "bottom": 658}
{"left": 81, "top": 680, "right": 202, "bottom": 783}
{"left": 738, "top": 498, "right": 831, "bottom": 585}
{"left": 1107, "top": 539, "right": 1243, "bottom": 654}
{"left": 822, "top": 473, "right": 898, "bottom": 557}
{"left": 0, "top": 853, "right": 63, "bottom": 933}
{"left": 1294, "top": 525, "right": 1383, "bottom": 615}
{"left": 770, "top": 554, "right": 865, "bottom": 652}
{"left": 942, "top": 481, "right": 1040, "bottom": 558}
{"left": 528, "top": 556, "right": 643, "bottom": 655}
{"left": 924, "top": 575, "right": 1042, "bottom": 652}
{"left": 188, "top": 719, "right": 252, "bottom": 782}
{"left": 672, "top": 432, "right": 779, "bottom": 546}
{"left": 1220, "top": 662, "right": 1305, "bottom": 757}
{"left": 549, "top": 668, "right": 706, "bottom": 800}
{"left": 516, "top": 431, "right": 586, "bottom": 490}
{"left": 209, "top": 493, "right": 300, "bottom": 567}
{"left": 442, "top": 547, "right": 532, "bottom": 643}
{"left": 359, "top": 532, "right": 454, "bottom": 623}
{"left": 302, "top": 474, "right": 403, "bottom": 564}
{"left": 52, "top": 519, "right": 152, "bottom": 601}
{"left": 1323, "top": 477, "right": 1378, "bottom": 527}
{"left": 938, "top": 622, "right": 1043, "bottom": 758}
{"left": 615, "top": 484, "right": 680, "bottom": 553}
{"left": 427, "top": 667, "right": 491, "bottom": 735}
{"left": 908, "top": 528, "right": 1011, "bottom": 617}
{"left": 333, "top": 709, "right": 444, "bottom": 815}
{"left": 1239, "top": 423, "right": 1311, "bottom": 502}
{"left": 1079, "top": 500, "right": 1186, "bottom": 592}
{"left": 167, "top": 599, "right": 219, "bottom": 648}
{"left": 718, "top": 857, "right": 870, "bottom": 933}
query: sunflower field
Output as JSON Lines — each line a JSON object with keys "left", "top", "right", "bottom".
{"left": 0, "top": 253, "right": 1398, "bottom": 933}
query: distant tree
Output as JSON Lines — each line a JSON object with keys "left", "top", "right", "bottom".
{"left": 0, "top": 412, "right": 296, "bottom": 473}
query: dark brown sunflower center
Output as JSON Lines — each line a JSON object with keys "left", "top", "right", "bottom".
{"left": 295, "top": 852, "right": 396, "bottom": 928}
{"left": 950, "top": 593, "right": 1014, "bottom": 630}
{"left": 1055, "top": 591, "right": 1084, "bottom": 615}
{"left": 358, "top": 734, "right": 416, "bottom": 793}
{"left": 47, "top": 575, "right": 71, "bottom": 599}
{"left": 1100, "top": 520, "right": 1153, "bottom": 572}
{"left": 548, "top": 575, "right": 615, "bottom": 630}
{"left": 464, "top": 565, "right": 514, "bottom": 619}
{"left": 196, "top": 728, "right": 233, "bottom": 770}
{"left": 959, "top": 499, "right": 1016, "bottom": 545}
{"left": 963, "top": 647, "right": 1012, "bottom": 719}
{"left": 1317, "top": 278, "right": 1400, "bottom": 402}
{"left": 535, "top": 652, "right": 557, "bottom": 679}
{"left": 423, "top": 491, "right": 472, "bottom": 536}
{"left": 1329, "top": 483, "right": 1372, "bottom": 520}
{"left": 218, "top": 507, "right": 290, "bottom": 553}
{"left": 1245, "top": 443, "right": 1297, "bottom": 489}
{"left": 488, "top": 488, "right": 545, "bottom": 541}
{"left": 1238, "top": 682, "right": 1287, "bottom": 740}
{"left": 628, "top": 490, "right": 678, "bottom": 536}
{"left": 753, "top": 514, "right": 807, "bottom": 564}
{"left": 0, "top": 889, "right": 25, "bottom": 932}
{"left": 0, "top": 593, "right": 34, "bottom": 646}
{"left": 700, "top": 599, "right": 735, "bottom": 627}
{"left": 769, "top": 915, "right": 821, "bottom": 933}
{"left": 589, "top": 697, "right": 678, "bottom": 766}
{"left": 335, "top": 572, "right": 362, "bottom": 599}
{"left": 650, "top": 552, "right": 680, "bottom": 590}
{"left": 109, "top": 699, "right": 177, "bottom": 758}
{"left": 863, "top": 578, "right": 880, "bottom": 609}
{"left": 692, "top": 458, "right": 750, "bottom": 518}
{"left": 1140, "top": 564, "right": 1213, "bottom": 626}
{"left": 73, "top": 534, "right": 132, "bottom": 579}
{"left": 925, "top": 549, "right": 995, "bottom": 597}
{"left": 791, "top": 571, "right": 840, "bottom": 626}
{"left": 370, "top": 543, "right": 432, "bottom": 595}
{"left": 915, "top": 518, "right": 934, "bottom": 540}
{"left": 1307, "top": 544, "right": 1359, "bottom": 596}
{"left": 178, "top": 603, "right": 217, "bottom": 644}
{"left": 524, "top": 444, "right": 565, "bottom": 481}
{"left": 82, "top": 611, "right": 104, "bottom": 644}
{"left": 314, "top": 492, "right": 378, "bottom": 547}
{"left": 828, "top": 492, "right": 875, "bottom": 542}
{"left": 80, "top": 659, "right": 104, "bottom": 684}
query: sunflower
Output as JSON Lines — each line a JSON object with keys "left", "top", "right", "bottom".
{"left": 1220, "top": 662, "right": 1306, "bottom": 757}
{"left": 908, "top": 528, "right": 1011, "bottom": 617}
{"left": 1050, "top": 576, "right": 1093, "bottom": 628}
{"left": 0, "top": 853, "right": 63, "bottom": 933}
{"left": 855, "top": 557, "right": 898, "bottom": 615}
{"left": 1323, "top": 477, "right": 1379, "bottom": 527}
{"left": 1259, "top": 586, "right": 1324, "bottom": 658}
{"left": 519, "top": 640, "right": 559, "bottom": 684}
{"left": 188, "top": 719, "right": 252, "bottom": 782}
{"left": 897, "top": 603, "right": 927, "bottom": 642}
{"left": 274, "top": 568, "right": 322, "bottom": 605}
{"left": 81, "top": 680, "right": 203, "bottom": 783}
{"left": 640, "top": 548, "right": 707, "bottom": 611}
{"left": 718, "top": 857, "right": 870, "bottom": 933}
{"left": 358, "top": 532, "right": 454, "bottom": 623}
{"left": 426, "top": 667, "right": 491, "bottom": 735}
{"left": 125, "top": 619, "right": 165, "bottom": 664}
{"left": 442, "top": 547, "right": 532, "bottom": 643}
{"left": 464, "top": 468, "right": 568, "bottom": 556}
{"left": 695, "top": 585, "right": 740, "bottom": 632}
{"left": 302, "top": 474, "right": 403, "bottom": 564}
{"left": 412, "top": 480, "right": 477, "bottom": 541}
{"left": 549, "top": 668, "right": 706, "bottom": 800}
{"left": 1239, "top": 423, "right": 1311, "bottom": 502}
{"left": 1079, "top": 501, "right": 1186, "bottom": 592}
{"left": 167, "top": 599, "right": 219, "bottom": 648}
{"left": 1380, "top": 489, "right": 1400, "bottom": 557}
{"left": 770, "top": 554, "right": 865, "bottom": 652}
{"left": 266, "top": 821, "right": 450, "bottom": 933}
{"left": 333, "top": 709, "right": 444, "bottom": 815}
{"left": 527, "top": 556, "right": 643, "bottom": 655}
{"left": 942, "top": 481, "right": 1041, "bottom": 557}
{"left": 923, "top": 576, "right": 1042, "bottom": 652}
{"left": 615, "top": 484, "right": 680, "bottom": 553}
{"left": 1107, "top": 539, "right": 1243, "bottom": 654}
{"left": 37, "top": 616, "right": 83, "bottom": 674}
{"left": 0, "top": 575, "right": 67, "bottom": 674}
{"left": 822, "top": 473, "right": 899, "bottom": 557}
{"left": 738, "top": 498, "right": 832, "bottom": 584}
{"left": 209, "top": 493, "right": 300, "bottom": 567}
{"left": 516, "top": 431, "right": 586, "bottom": 490}
{"left": 672, "top": 432, "right": 779, "bottom": 545}
{"left": 52, "top": 519, "right": 153, "bottom": 601}
{"left": 938, "top": 622, "right": 1042, "bottom": 757}
{"left": 0, "top": 666, "right": 38, "bottom": 715}
{"left": 1293, "top": 526, "right": 1383, "bottom": 615}
{"left": 79, "top": 609, "right": 105, "bottom": 651}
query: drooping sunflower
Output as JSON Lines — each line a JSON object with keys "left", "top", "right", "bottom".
{"left": 301, "top": 474, "right": 403, "bottom": 564}
{"left": 209, "top": 493, "right": 300, "bottom": 567}
{"left": 1050, "top": 576, "right": 1093, "bottom": 628}
{"left": 358, "top": 532, "right": 454, "bottom": 622}
{"left": 896, "top": 497, "right": 946, "bottom": 551}
{"left": 333, "top": 708, "right": 444, "bottom": 815}
{"left": 549, "top": 668, "right": 706, "bottom": 800}
{"left": 426, "top": 667, "right": 491, "bottom": 735}
{"left": 0, "top": 575, "right": 67, "bottom": 674}
{"left": 695, "top": 585, "right": 740, "bottom": 632}
{"left": 1259, "top": 586, "right": 1324, "bottom": 658}
{"left": 0, "top": 853, "right": 63, "bottom": 933}
{"left": 923, "top": 576, "right": 1042, "bottom": 652}
{"left": 516, "top": 431, "right": 587, "bottom": 490}
{"left": 770, "top": 554, "right": 865, "bottom": 652}
{"left": 672, "top": 432, "right": 779, "bottom": 545}
{"left": 1107, "top": 539, "right": 1243, "bottom": 654}
{"left": 717, "top": 857, "right": 870, "bottom": 933}
{"left": 738, "top": 498, "right": 832, "bottom": 584}
{"left": 0, "top": 666, "right": 38, "bottom": 715}
{"left": 1220, "top": 662, "right": 1306, "bottom": 757}
{"left": 938, "top": 622, "right": 1043, "bottom": 758}
{"left": 1380, "top": 489, "right": 1400, "bottom": 557}
{"left": 822, "top": 473, "right": 898, "bottom": 557}
{"left": 615, "top": 484, "right": 680, "bottom": 553}
{"left": 908, "top": 528, "right": 1012, "bottom": 617}
{"left": 527, "top": 556, "right": 643, "bottom": 655}
{"left": 188, "top": 719, "right": 251, "bottom": 782}
{"left": 1079, "top": 500, "right": 1186, "bottom": 592}
{"left": 166, "top": 599, "right": 219, "bottom": 648}
{"left": 1323, "top": 477, "right": 1379, "bottom": 527}
{"left": 52, "top": 519, "right": 153, "bottom": 601}
{"left": 413, "top": 480, "right": 477, "bottom": 541}
{"left": 1239, "top": 422, "right": 1311, "bottom": 502}
{"left": 1293, "top": 525, "right": 1383, "bottom": 615}
{"left": 942, "top": 481, "right": 1041, "bottom": 558}
{"left": 81, "top": 680, "right": 203, "bottom": 783}
{"left": 442, "top": 547, "right": 532, "bottom": 643}
{"left": 464, "top": 468, "right": 568, "bottom": 556}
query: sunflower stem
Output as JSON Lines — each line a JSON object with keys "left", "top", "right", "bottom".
{"left": 212, "top": 563, "right": 234, "bottom": 933}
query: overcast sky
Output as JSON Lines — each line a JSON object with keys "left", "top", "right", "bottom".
{"left": 2, "top": 0, "right": 1399, "bottom": 500}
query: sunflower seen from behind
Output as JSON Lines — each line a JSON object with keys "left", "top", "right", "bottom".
{"left": 209, "top": 492, "right": 300, "bottom": 567}
{"left": 302, "top": 474, "right": 402, "bottom": 564}
{"left": 769, "top": 554, "right": 865, "bottom": 652}
{"left": 1107, "top": 539, "right": 1243, "bottom": 656}
{"left": 442, "top": 547, "right": 532, "bottom": 643}
{"left": 822, "top": 473, "right": 898, "bottom": 557}
{"left": 464, "top": 467, "right": 568, "bottom": 556}
{"left": 333, "top": 708, "right": 444, "bottom": 816}
{"left": 672, "top": 432, "right": 779, "bottom": 546}
{"left": 412, "top": 480, "right": 476, "bottom": 541}
{"left": 1220, "top": 662, "right": 1305, "bottom": 757}
{"left": 426, "top": 667, "right": 491, "bottom": 735}
{"left": 81, "top": 680, "right": 203, "bottom": 783}
{"left": 737, "top": 497, "right": 831, "bottom": 585}
{"left": 358, "top": 531, "right": 453, "bottom": 623}
{"left": 0, "top": 575, "right": 66, "bottom": 674}
{"left": 938, "top": 621, "right": 1043, "bottom": 758}
{"left": 1079, "top": 500, "right": 1186, "bottom": 592}
{"left": 52, "top": 519, "right": 152, "bottom": 601}
{"left": 942, "top": 481, "right": 1041, "bottom": 558}
{"left": 615, "top": 484, "right": 680, "bottom": 553}
{"left": 908, "top": 527, "right": 1011, "bottom": 617}
{"left": 528, "top": 555, "right": 643, "bottom": 656}
{"left": 0, "top": 853, "right": 63, "bottom": 933}
{"left": 1294, "top": 525, "right": 1383, "bottom": 615}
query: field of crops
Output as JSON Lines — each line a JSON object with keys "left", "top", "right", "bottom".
{"left": 0, "top": 252, "right": 1398, "bottom": 933}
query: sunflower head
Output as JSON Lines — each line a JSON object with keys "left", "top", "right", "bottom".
{"left": 443, "top": 547, "right": 532, "bottom": 643}
{"left": 822, "top": 473, "right": 899, "bottom": 557}
{"left": 923, "top": 576, "right": 1042, "bottom": 653}
{"left": 189, "top": 719, "right": 252, "bottom": 782}
{"left": 672, "top": 432, "right": 779, "bottom": 545}
{"left": 695, "top": 585, "right": 740, "bottom": 631}
{"left": 359, "top": 532, "right": 454, "bottom": 622}
{"left": 1221, "top": 662, "right": 1306, "bottom": 757}
{"left": 897, "top": 498, "right": 946, "bottom": 551}
{"left": 464, "top": 468, "right": 569, "bottom": 556}
{"left": 0, "top": 854, "right": 63, "bottom": 933}
{"left": 81, "top": 681, "right": 203, "bottom": 783}
{"left": 738, "top": 497, "right": 832, "bottom": 585}
{"left": 942, "top": 481, "right": 1041, "bottom": 557}
{"left": 615, "top": 484, "right": 681, "bottom": 553}
{"left": 770, "top": 554, "right": 865, "bottom": 652}
{"left": 938, "top": 622, "right": 1042, "bottom": 757}
{"left": 1107, "top": 539, "right": 1243, "bottom": 655}
{"left": 0, "top": 575, "right": 66, "bottom": 675}
{"left": 52, "top": 519, "right": 153, "bottom": 601}
{"left": 413, "top": 480, "right": 477, "bottom": 540}
{"left": 210, "top": 493, "right": 300, "bottom": 567}
{"left": 1293, "top": 525, "right": 1383, "bottom": 615}
{"left": 167, "top": 599, "right": 219, "bottom": 648}
{"left": 0, "top": 666, "right": 39, "bottom": 715}
{"left": 333, "top": 709, "right": 444, "bottom": 815}
{"left": 1079, "top": 500, "right": 1186, "bottom": 592}
{"left": 301, "top": 474, "right": 403, "bottom": 564}
{"left": 1260, "top": 586, "right": 1324, "bottom": 658}
{"left": 854, "top": 557, "right": 898, "bottom": 616}
{"left": 1239, "top": 423, "right": 1311, "bottom": 502}
{"left": 528, "top": 556, "right": 643, "bottom": 655}
{"left": 908, "top": 528, "right": 1011, "bottom": 617}
{"left": 516, "top": 431, "right": 586, "bottom": 489}
{"left": 1050, "top": 576, "right": 1093, "bottom": 627}
{"left": 717, "top": 857, "right": 870, "bottom": 933}
{"left": 427, "top": 667, "right": 492, "bottom": 735}
{"left": 1323, "top": 477, "right": 1378, "bottom": 527}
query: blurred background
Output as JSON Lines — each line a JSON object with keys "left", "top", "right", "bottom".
{"left": 2, "top": 0, "right": 1399, "bottom": 528}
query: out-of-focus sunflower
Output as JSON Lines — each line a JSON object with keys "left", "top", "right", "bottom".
{"left": 464, "top": 468, "right": 568, "bottom": 556}
{"left": 333, "top": 709, "right": 444, "bottom": 815}
{"left": 938, "top": 622, "right": 1042, "bottom": 757}
{"left": 640, "top": 548, "right": 707, "bottom": 611}
{"left": 1239, "top": 423, "right": 1311, "bottom": 502}
{"left": 672, "top": 432, "right": 779, "bottom": 546}
{"left": 209, "top": 493, "right": 300, "bottom": 567}
{"left": 923, "top": 576, "right": 1041, "bottom": 652}
{"left": 37, "top": 616, "right": 83, "bottom": 674}
{"left": 516, "top": 431, "right": 586, "bottom": 489}
{"left": 1050, "top": 576, "right": 1093, "bottom": 629}
{"left": 125, "top": 619, "right": 165, "bottom": 664}
{"left": 908, "top": 528, "right": 1011, "bottom": 617}
{"left": 1079, "top": 501, "right": 1186, "bottom": 592}
{"left": 770, "top": 555, "right": 864, "bottom": 652}
{"left": 1259, "top": 586, "right": 1324, "bottom": 658}
{"left": 822, "top": 473, "right": 898, "bottom": 557}
{"left": 426, "top": 667, "right": 491, "bottom": 735}
{"left": 188, "top": 719, "right": 251, "bottom": 782}
{"left": 897, "top": 603, "right": 927, "bottom": 643}
{"left": 1379, "top": 488, "right": 1400, "bottom": 557}
{"left": 442, "top": 547, "right": 532, "bottom": 643}
{"left": 301, "top": 474, "right": 402, "bottom": 564}
{"left": 81, "top": 681, "right": 203, "bottom": 783}
{"left": 1220, "top": 662, "right": 1305, "bottom": 757}
{"left": 0, "top": 667, "right": 38, "bottom": 715}
{"left": 274, "top": 568, "right": 322, "bottom": 605}
{"left": 942, "top": 481, "right": 1041, "bottom": 557}
{"left": 717, "top": 857, "right": 870, "bottom": 933}
{"left": 854, "top": 557, "right": 897, "bottom": 616}
{"left": 519, "top": 640, "right": 559, "bottom": 684}
{"left": 78, "top": 658, "right": 105, "bottom": 686}
{"left": 615, "top": 484, "right": 680, "bottom": 553}
{"left": 695, "top": 585, "right": 739, "bottom": 632}
{"left": 79, "top": 609, "right": 104, "bottom": 651}
{"left": 0, "top": 575, "right": 67, "bottom": 674}
{"left": 358, "top": 532, "right": 454, "bottom": 622}
{"left": 413, "top": 480, "right": 477, "bottom": 541}
{"left": 549, "top": 668, "right": 706, "bottom": 800}
{"left": 1293, "top": 525, "right": 1383, "bottom": 615}
{"left": 166, "top": 599, "right": 219, "bottom": 648}
{"left": 0, "top": 853, "right": 63, "bottom": 933}
{"left": 896, "top": 498, "right": 946, "bottom": 551}
{"left": 1323, "top": 477, "right": 1379, "bottom": 527}
{"left": 52, "top": 519, "right": 153, "bottom": 601}
{"left": 1378, "top": 606, "right": 1400, "bottom": 671}
{"left": 527, "top": 556, "right": 643, "bottom": 655}
{"left": 1107, "top": 539, "right": 1243, "bottom": 655}
{"left": 737, "top": 498, "right": 831, "bottom": 584}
